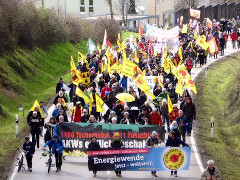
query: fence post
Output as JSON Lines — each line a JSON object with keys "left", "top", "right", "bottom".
{"left": 211, "top": 117, "right": 214, "bottom": 140}
{"left": 205, "top": 67, "right": 208, "bottom": 79}
{"left": 15, "top": 114, "right": 19, "bottom": 138}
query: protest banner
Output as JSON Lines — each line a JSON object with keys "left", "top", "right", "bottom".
{"left": 88, "top": 147, "right": 191, "bottom": 171}
{"left": 58, "top": 123, "right": 165, "bottom": 156}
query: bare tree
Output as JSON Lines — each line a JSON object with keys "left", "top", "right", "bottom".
{"left": 105, "top": 0, "right": 114, "bottom": 20}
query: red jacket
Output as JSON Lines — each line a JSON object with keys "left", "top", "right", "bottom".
{"left": 150, "top": 112, "right": 162, "bottom": 126}
{"left": 100, "top": 86, "right": 111, "bottom": 98}
{"left": 71, "top": 106, "right": 82, "bottom": 122}
{"left": 231, "top": 32, "right": 238, "bottom": 41}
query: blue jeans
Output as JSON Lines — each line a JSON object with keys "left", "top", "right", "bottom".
{"left": 186, "top": 117, "right": 193, "bottom": 134}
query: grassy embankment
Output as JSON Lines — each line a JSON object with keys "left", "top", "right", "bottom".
{"left": 0, "top": 41, "right": 87, "bottom": 179}
{"left": 195, "top": 52, "right": 240, "bottom": 180}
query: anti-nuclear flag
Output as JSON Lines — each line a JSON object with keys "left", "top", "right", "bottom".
{"left": 175, "top": 78, "right": 184, "bottom": 95}
{"left": 122, "top": 58, "right": 138, "bottom": 78}
{"left": 95, "top": 94, "right": 105, "bottom": 113}
{"left": 78, "top": 52, "right": 85, "bottom": 63}
{"left": 161, "top": 48, "right": 171, "bottom": 74}
{"left": 30, "top": 100, "right": 45, "bottom": 118}
{"left": 87, "top": 37, "right": 97, "bottom": 53}
{"left": 190, "top": 8, "right": 200, "bottom": 19}
{"left": 208, "top": 37, "right": 219, "bottom": 54}
{"left": 117, "top": 33, "right": 121, "bottom": 49}
{"left": 171, "top": 64, "right": 188, "bottom": 81}
{"left": 75, "top": 87, "right": 90, "bottom": 104}
{"left": 185, "top": 74, "right": 197, "bottom": 94}
{"left": 196, "top": 36, "right": 209, "bottom": 50}
{"left": 167, "top": 94, "right": 173, "bottom": 113}
{"left": 81, "top": 72, "right": 90, "bottom": 87}
{"left": 71, "top": 56, "right": 82, "bottom": 86}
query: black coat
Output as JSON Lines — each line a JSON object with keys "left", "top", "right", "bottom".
{"left": 23, "top": 141, "right": 35, "bottom": 156}
{"left": 111, "top": 140, "right": 124, "bottom": 149}
{"left": 88, "top": 141, "right": 100, "bottom": 151}
{"left": 182, "top": 102, "right": 196, "bottom": 119}
{"left": 166, "top": 137, "right": 189, "bottom": 147}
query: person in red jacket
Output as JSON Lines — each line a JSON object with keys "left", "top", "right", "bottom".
{"left": 231, "top": 31, "right": 238, "bottom": 49}
{"left": 100, "top": 83, "right": 111, "bottom": 98}
{"left": 169, "top": 104, "right": 179, "bottom": 122}
{"left": 150, "top": 108, "right": 162, "bottom": 126}
{"left": 71, "top": 101, "right": 82, "bottom": 122}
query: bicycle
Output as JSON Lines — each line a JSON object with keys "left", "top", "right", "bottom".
{"left": 16, "top": 148, "right": 27, "bottom": 172}
{"left": 42, "top": 149, "right": 55, "bottom": 173}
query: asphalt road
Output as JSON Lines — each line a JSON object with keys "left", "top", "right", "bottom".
{"left": 10, "top": 42, "right": 238, "bottom": 180}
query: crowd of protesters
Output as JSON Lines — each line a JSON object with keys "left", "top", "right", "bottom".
{"left": 22, "top": 17, "right": 236, "bottom": 179}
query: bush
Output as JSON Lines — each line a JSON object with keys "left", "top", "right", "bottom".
{"left": 93, "top": 17, "right": 121, "bottom": 45}
{"left": 0, "top": 0, "right": 121, "bottom": 54}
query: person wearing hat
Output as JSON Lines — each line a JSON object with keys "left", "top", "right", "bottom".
{"left": 71, "top": 101, "right": 82, "bottom": 122}
{"left": 43, "top": 135, "right": 64, "bottom": 172}
{"left": 146, "top": 131, "right": 162, "bottom": 177}
{"left": 100, "top": 83, "right": 111, "bottom": 98}
{"left": 182, "top": 97, "right": 196, "bottom": 136}
{"left": 169, "top": 104, "right": 179, "bottom": 122}
{"left": 87, "top": 136, "right": 101, "bottom": 177}
{"left": 111, "top": 133, "right": 124, "bottom": 177}
{"left": 106, "top": 111, "right": 117, "bottom": 123}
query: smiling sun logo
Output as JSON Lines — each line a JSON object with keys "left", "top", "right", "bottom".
{"left": 163, "top": 148, "right": 185, "bottom": 170}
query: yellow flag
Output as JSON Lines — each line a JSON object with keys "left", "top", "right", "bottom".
{"left": 171, "top": 64, "right": 189, "bottom": 81}
{"left": 30, "top": 100, "right": 45, "bottom": 118}
{"left": 81, "top": 72, "right": 90, "bottom": 87}
{"left": 89, "top": 91, "right": 94, "bottom": 113}
{"left": 181, "top": 24, "right": 188, "bottom": 34}
{"left": 117, "top": 33, "right": 121, "bottom": 48}
{"left": 175, "top": 79, "right": 184, "bottom": 95}
{"left": 95, "top": 94, "right": 105, "bottom": 113}
{"left": 140, "top": 49, "right": 147, "bottom": 58}
{"left": 133, "top": 74, "right": 151, "bottom": 92}
{"left": 145, "top": 90, "right": 155, "bottom": 100}
{"left": 71, "top": 56, "right": 82, "bottom": 86}
{"left": 185, "top": 74, "right": 197, "bottom": 94}
{"left": 76, "top": 87, "right": 90, "bottom": 104}
{"left": 178, "top": 47, "right": 183, "bottom": 61}
{"left": 122, "top": 41, "right": 127, "bottom": 51}
{"left": 135, "top": 49, "right": 139, "bottom": 63}
{"left": 97, "top": 43, "right": 101, "bottom": 52}
{"left": 121, "top": 58, "right": 137, "bottom": 78}
{"left": 196, "top": 35, "right": 209, "bottom": 50}
{"left": 78, "top": 52, "right": 84, "bottom": 63}
{"left": 167, "top": 94, "right": 173, "bottom": 113}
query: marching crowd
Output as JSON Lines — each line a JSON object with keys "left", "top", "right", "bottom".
{"left": 21, "top": 17, "right": 237, "bottom": 179}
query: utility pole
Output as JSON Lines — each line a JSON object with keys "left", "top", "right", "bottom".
{"left": 42, "top": 0, "right": 44, "bottom": 7}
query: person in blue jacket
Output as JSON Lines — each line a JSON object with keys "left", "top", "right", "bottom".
{"left": 176, "top": 110, "right": 188, "bottom": 142}
{"left": 120, "top": 75, "right": 127, "bottom": 92}
{"left": 43, "top": 135, "right": 64, "bottom": 172}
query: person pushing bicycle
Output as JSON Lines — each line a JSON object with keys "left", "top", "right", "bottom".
{"left": 23, "top": 136, "right": 35, "bottom": 172}
{"left": 43, "top": 135, "right": 63, "bottom": 172}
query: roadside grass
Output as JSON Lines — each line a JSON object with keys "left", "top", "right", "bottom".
{"left": 195, "top": 53, "right": 240, "bottom": 180}
{"left": 0, "top": 41, "right": 88, "bottom": 179}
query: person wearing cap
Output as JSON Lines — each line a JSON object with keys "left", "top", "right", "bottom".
{"left": 111, "top": 133, "right": 124, "bottom": 177}
{"left": 87, "top": 136, "right": 101, "bottom": 177}
{"left": 43, "top": 135, "right": 64, "bottom": 172}
{"left": 81, "top": 109, "right": 90, "bottom": 123}
{"left": 103, "top": 91, "right": 113, "bottom": 110}
{"left": 146, "top": 131, "right": 162, "bottom": 177}
{"left": 56, "top": 77, "right": 63, "bottom": 94}
{"left": 201, "top": 160, "right": 221, "bottom": 180}
{"left": 170, "top": 121, "right": 180, "bottom": 138}
{"left": 27, "top": 111, "right": 41, "bottom": 148}
{"left": 182, "top": 97, "right": 196, "bottom": 136}
{"left": 169, "top": 104, "right": 179, "bottom": 122}
{"left": 71, "top": 101, "right": 82, "bottom": 122}
{"left": 176, "top": 110, "right": 187, "bottom": 142}
{"left": 106, "top": 111, "right": 117, "bottom": 123}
